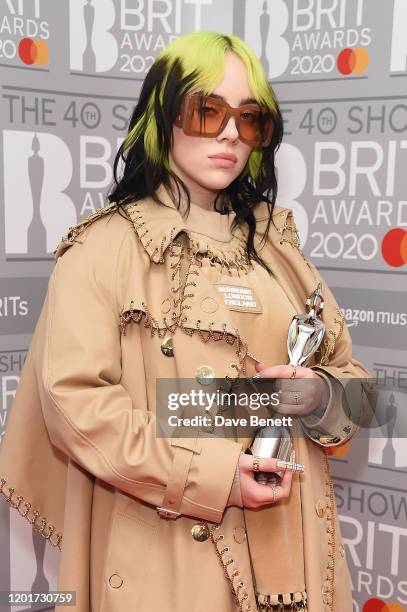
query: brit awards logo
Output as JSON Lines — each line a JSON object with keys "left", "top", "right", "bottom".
{"left": 244, "top": 0, "right": 372, "bottom": 80}
{"left": 69, "top": 0, "right": 235, "bottom": 78}
{"left": 274, "top": 97, "right": 407, "bottom": 273}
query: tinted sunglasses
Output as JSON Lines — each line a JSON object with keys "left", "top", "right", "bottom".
{"left": 174, "top": 92, "right": 274, "bottom": 147}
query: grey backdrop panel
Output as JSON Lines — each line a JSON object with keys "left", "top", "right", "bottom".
{"left": 1, "top": 1, "right": 406, "bottom": 611}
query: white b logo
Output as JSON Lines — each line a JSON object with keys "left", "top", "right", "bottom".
{"left": 3, "top": 131, "right": 76, "bottom": 255}
{"left": 390, "top": 0, "right": 407, "bottom": 72}
{"left": 244, "top": 0, "right": 290, "bottom": 79}
{"left": 69, "top": 0, "right": 118, "bottom": 73}
{"left": 275, "top": 143, "right": 309, "bottom": 246}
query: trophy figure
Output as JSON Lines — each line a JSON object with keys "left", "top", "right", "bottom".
{"left": 287, "top": 283, "right": 325, "bottom": 366}
{"left": 249, "top": 284, "right": 326, "bottom": 483}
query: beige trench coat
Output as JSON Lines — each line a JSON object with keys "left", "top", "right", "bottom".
{"left": 0, "top": 189, "right": 376, "bottom": 612}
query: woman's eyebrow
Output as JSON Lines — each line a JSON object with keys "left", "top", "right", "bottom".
{"left": 208, "top": 93, "right": 258, "bottom": 105}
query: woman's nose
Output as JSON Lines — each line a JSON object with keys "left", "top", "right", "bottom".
{"left": 217, "top": 116, "right": 239, "bottom": 142}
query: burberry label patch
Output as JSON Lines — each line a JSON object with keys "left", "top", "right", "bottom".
{"left": 213, "top": 283, "right": 263, "bottom": 313}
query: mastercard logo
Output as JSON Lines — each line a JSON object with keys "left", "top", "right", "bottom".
{"left": 337, "top": 47, "right": 369, "bottom": 75}
{"left": 382, "top": 228, "right": 407, "bottom": 267}
{"left": 18, "top": 37, "right": 48, "bottom": 66}
{"left": 363, "top": 597, "right": 406, "bottom": 611}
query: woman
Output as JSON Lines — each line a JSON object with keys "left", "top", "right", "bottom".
{"left": 0, "top": 32, "right": 375, "bottom": 612}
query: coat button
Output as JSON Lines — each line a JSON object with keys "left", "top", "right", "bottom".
{"left": 315, "top": 500, "right": 325, "bottom": 518}
{"left": 191, "top": 523, "right": 210, "bottom": 541}
{"left": 227, "top": 362, "right": 239, "bottom": 378}
{"left": 109, "top": 573, "right": 123, "bottom": 588}
{"left": 200, "top": 296, "right": 219, "bottom": 313}
{"left": 233, "top": 525, "right": 247, "bottom": 544}
{"left": 195, "top": 365, "right": 215, "bottom": 385}
{"left": 161, "top": 336, "right": 174, "bottom": 357}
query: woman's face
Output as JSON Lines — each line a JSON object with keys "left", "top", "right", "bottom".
{"left": 168, "top": 52, "right": 255, "bottom": 206}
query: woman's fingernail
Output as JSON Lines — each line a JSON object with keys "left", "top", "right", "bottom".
{"left": 276, "top": 460, "right": 305, "bottom": 473}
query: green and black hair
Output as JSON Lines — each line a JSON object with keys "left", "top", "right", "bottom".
{"left": 108, "top": 31, "right": 284, "bottom": 273}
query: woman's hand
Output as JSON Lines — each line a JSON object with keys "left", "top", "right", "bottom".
{"left": 238, "top": 453, "right": 295, "bottom": 509}
{"left": 253, "top": 362, "right": 330, "bottom": 417}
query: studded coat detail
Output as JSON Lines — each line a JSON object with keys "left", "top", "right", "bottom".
{"left": 0, "top": 187, "right": 377, "bottom": 612}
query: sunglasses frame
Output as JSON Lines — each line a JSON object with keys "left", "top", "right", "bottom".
{"left": 174, "top": 92, "right": 274, "bottom": 148}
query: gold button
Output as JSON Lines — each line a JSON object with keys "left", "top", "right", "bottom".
{"left": 109, "top": 573, "right": 123, "bottom": 588}
{"left": 195, "top": 365, "right": 215, "bottom": 385}
{"left": 229, "top": 362, "right": 239, "bottom": 375}
{"left": 315, "top": 500, "right": 325, "bottom": 518}
{"left": 200, "top": 296, "right": 219, "bottom": 313}
{"left": 339, "top": 544, "right": 345, "bottom": 558}
{"left": 191, "top": 523, "right": 210, "bottom": 541}
{"left": 161, "top": 336, "right": 174, "bottom": 357}
{"left": 233, "top": 525, "right": 246, "bottom": 544}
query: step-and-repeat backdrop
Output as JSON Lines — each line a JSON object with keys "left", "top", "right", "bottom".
{"left": 0, "top": 1, "right": 406, "bottom": 611}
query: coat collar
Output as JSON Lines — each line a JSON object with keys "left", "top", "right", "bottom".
{"left": 123, "top": 184, "right": 190, "bottom": 263}
{"left": 53, "top": 182, "right": 291, "bottom": 264}
{"left": 122, "top": 183, "right": 291, "bottom": 264}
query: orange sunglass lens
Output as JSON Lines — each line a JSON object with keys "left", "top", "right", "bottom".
{"left": 237, "top": 110, "right": 273, "bottom": 146}
{"left": 189, "top": 98, "right": 226, "bottom": 134}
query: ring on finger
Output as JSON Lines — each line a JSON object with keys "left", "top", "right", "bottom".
{"left": 253, "top": 456, "right": 261, "bottom": 472}
{"left": 271, "top": 484, "right": 279, "bottom": 502}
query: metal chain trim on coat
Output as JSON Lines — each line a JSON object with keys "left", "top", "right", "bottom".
{"left": 0, "top": 478, "right": 63, "bottom": 550}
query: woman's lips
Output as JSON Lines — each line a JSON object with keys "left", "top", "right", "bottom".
{"left": 208, "top": 156, "right": 237, "bottom": 169}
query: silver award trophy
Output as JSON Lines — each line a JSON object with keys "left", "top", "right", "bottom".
{"left": 249, "top": 283, "right": 326, "bottom": 484}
